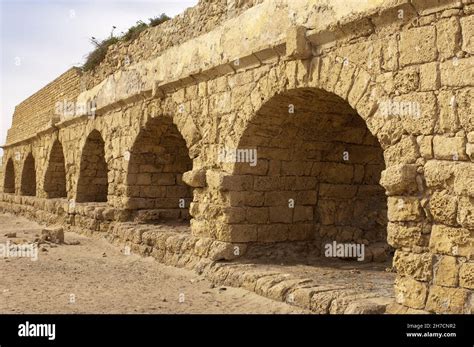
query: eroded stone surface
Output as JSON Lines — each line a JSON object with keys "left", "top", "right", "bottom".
{"left": 1, "top": 0, "right": 472, "bottom": 314}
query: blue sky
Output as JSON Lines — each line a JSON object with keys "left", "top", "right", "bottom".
{"left": 0, "top": 0, "right": 198, "bottom": 155}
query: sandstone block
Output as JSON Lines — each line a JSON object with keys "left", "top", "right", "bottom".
{"left": 208, "top": 241, "right": 247, "bottom": 261}
{"left": 417, "top": 135, "right": 433, "bottom": 159}
{"left": 412, "top": 0, "right": 462, "bottom": 15}
{"left": 269, "top": 206, "right": 293, "bottom": 223}
{"left": 388, "top": 197, "right": 423, "bottom": 222}
{"left": 380, "top": 164, "right": 418, "bottom": 195}
{"left": 222, "top": 207, "right": 246, "bottom": 224}
{"left": 440, "top": 57, "right": 474, "bottom": 87}
{"left": 436, "top": 17, "right": 461, "bottom": 59}
{"left": 396, "top": 92, "right": 437, "bottom": 135}
{"left": 459, "top": 263, "right": 474, "bottom": 289}
{"left": 424, "top": 160, "right": 456, "bottom": 188}
{"left": 317, "top": 162, "right": 354, "bottom": 184}
{"left": 286, "top": 26, "right": 311, "bottom": 59}
{"left": 182, "top": 169, "right": 206, "bottom": 187}
{"left": 387, "top": 222, "right": 427, "bottom": 248}
{"left": 399, "top": 26, "right": 437, "bottom": 67}
{"left": 221, "top": 175, "right": 253, "bottom": 191}
{"left": 246, "top": 207, "right": 269, "bottom": 224}
{"left": 456, "top": 88, "right": 474, "bottom": 132}
{"left": 288, "top": 223, "right": 313, "bottom": 241}
{"left": 393, "top": 68, "right": 419, "bottom": 94}
{"left": 429, "top": 190, "right": 458, "bottom": 225}
{"left": 41, "top": 226, "right": 64, "bottom": 244}
{"left": 419, "top": 62, "right": 440, "bottom": 91}
{"left": 318, "top": 184, "right": 357, "bottom": 198}
{"left": 229, "top": 191, "right": 265, "bottom": 207}
{"left": 429, "top": 224, "right": 472, "bottom": 257}
{"left": 264, "top": 191, "right": 295, "bottom": 207}
{"left": 466, "top": 143, "right": 474, "bottom": 161}
{"left": 457, "top": 196, "right": 474, "bottom": 229}
{"left": 434, "top": 255, "right": 458, "bottom": 287}
{"left": 253, "top": 177, "right": 281, "bottom": 191}
{"left": 453, "top": 164, "right": 474, "bottom": 196}
{"left": 460, "top": 15, "right": 474, "bottom": 54}
{"left": 394, "top": 276, "right": 429, "bottom": 310}
{"left": 433, "top": 136, "right": 467, "bottom": 160}
{"left": 216, "top": 224, "right": 257, "bottom": 243}
{"left": 426, "top": 285, "right": 471, "bottom": 313}
{"left": 437, "top": 90, "right": 459, "bottom": 133}
{"left": 257, "top": 224, "right": 288, "bottom": 242}
{"left": 393, "top": 251, "right": 432, "bottom": 281}
{"left": 205, "top": 170, "right": 224, "bottom": 189}
{"left": 292, "top": 206, "right": 313, "bottom": 222}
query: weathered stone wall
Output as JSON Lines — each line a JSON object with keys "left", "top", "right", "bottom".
{"left": 0, "top": 159, "right": 3, "bottom": 192}
{"left": 5, "top": 68, "right": 82, "bottom": 146}
{"left": 5, "top": 0, "right": 264, "bottom": 146}
{"left": 126, "top": 116, "right": 193, "bottom": 222}
{"left": 82, "top": 0, "right": 264, "bottom": 88}
{"left": 205, "top": 88, "right": 388, "bottom": 255}
{"left": 1, "top": 0, "right": 473, "bottom": 314}
{"left": 20, "top": 153, "right": 36, "bottom": 196}
{"left": 43, "top": 140, "right": 67, "bottom": 198}
{"left": 76, "top": 130, "right": 109, "bottom": 203}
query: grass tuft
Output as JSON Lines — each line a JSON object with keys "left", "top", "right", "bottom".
{"left": 122, "top": 20, "right": 148, "bottom": 42}
{"left": 82, "top": 13, "right": 170, "bottom": 71}
{"left": 149, "top": 13, "right": 170, "bottom": 27}
{"left": 82, "top": 37, "right": 119, "bottom": 72}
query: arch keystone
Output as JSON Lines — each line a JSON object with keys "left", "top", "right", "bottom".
{"left": 286, "top": 26, "right": 311, "bottom": 60}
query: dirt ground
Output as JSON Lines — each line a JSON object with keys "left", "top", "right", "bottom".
{"left": 0, "top": 213, "right": 308, "bottom": 314}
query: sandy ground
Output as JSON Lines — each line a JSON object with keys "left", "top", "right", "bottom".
{"left": 0, "top": 213, "right": 308, "bottom": 314}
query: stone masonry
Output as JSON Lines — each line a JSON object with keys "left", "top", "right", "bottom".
{"left": 1, "top": 0, "right": 473, "bottom": 313}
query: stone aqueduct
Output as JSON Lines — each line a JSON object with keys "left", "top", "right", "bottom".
{"left": 0, "top": 0, "right": 473, "bottom": 313}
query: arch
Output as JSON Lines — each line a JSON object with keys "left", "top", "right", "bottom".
{"left": 44, "top": 140, "right": 67, "bottom": 198}
{"left": 76, "top": 130, "right": 108, "bottom": 203}
{"left": 3, "top": 158, "right": 15, "bottom": 194}
{"left": 227, "top": 87, "right": 389, "bottom": 261}
{"left": 20, "top": 153, "right": 36, "bottom": 196}
{"left": 126, "top": 116, "right": 193, "bottom": 223}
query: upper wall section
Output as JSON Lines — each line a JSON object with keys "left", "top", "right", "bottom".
{"left": 4, "top": 0, "right": 465, "bottom": 146}
{"left": 72, "top": 0, "right": 410, "bottom": 115}
{"left": 4, "top": 0, "right": 264, "bottom": 147}
{"left": 5, "top": 68, "right": 82, "bottom": 146}
{"left": 81, "top": 0, "right": 266, "bottom": 89}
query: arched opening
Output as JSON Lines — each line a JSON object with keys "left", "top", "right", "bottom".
{"left": 44, "top": 140, "right": 67, "bottom": 198}
{"left": 20, "top": 153, "right": 36, "bottom": 196}
{"left": 230, "top": 88, "right": 389, "bottom": 262}
{"left": 76, "top": 130, "right": 108, "bottom": 203}
{"left": 3, "top": 158, "right": 15, "bottom": 194}
{"left": 126, "top": 117, "right": 192, "bottom": 223}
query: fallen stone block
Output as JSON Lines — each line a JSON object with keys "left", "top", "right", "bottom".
{"left": 41, "top": 227, "right": 64, "bottom": 244}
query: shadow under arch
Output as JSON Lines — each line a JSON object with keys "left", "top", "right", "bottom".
{"left": 20, "top": 153, "right": 36, "bottom": 196}
{"left": 3, "top": 157, "right": 16, "bottom": 194}
{"left": 125, "top": 116, "right": 193, "bottom": 224}
{"left": 44, "top": 139, "right": 67, "bottom": 198}
{"left": 76, "top": 130, "right": 108, "bottom": 203}
{"left": 228, "top": 87, "right": 390, "bottom": 262}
